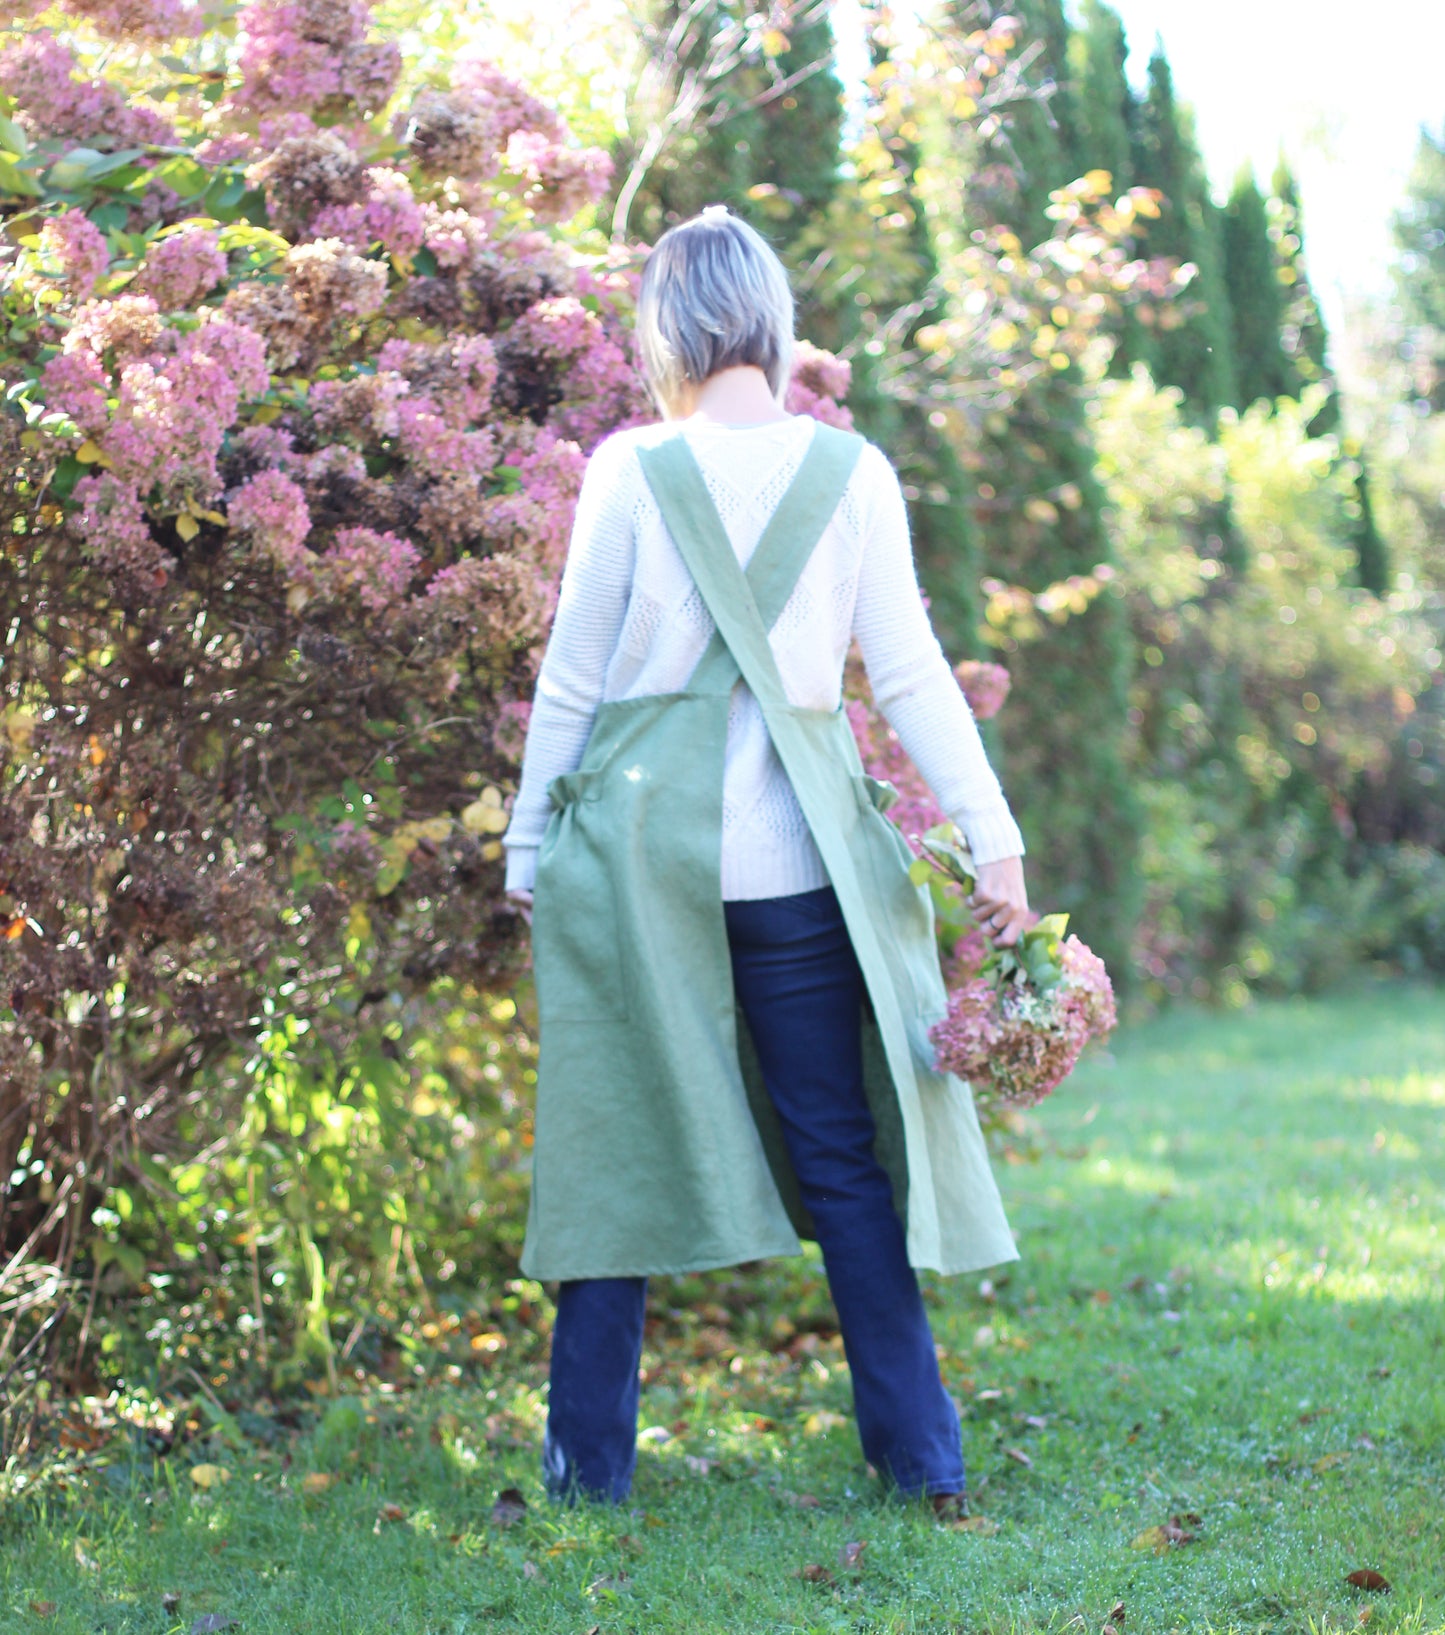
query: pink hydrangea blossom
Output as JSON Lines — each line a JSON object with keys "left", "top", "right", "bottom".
{"left": 135, "top": 226, "right": 228, "bottom": 309}
{"left": 320, "top": 526, "right": 421, "bottom": 611}
{"left": 70, "top": 473, "right": 173, "bottom": 593}
{"left": 394, "top": 398, "right": 497, "bottom": 481}
{"left": 230, "top": 0, "right": 400, "bottom": 119}
{"left": 786, "top": 340, "right": 855, "bottom": 429}
{"left": 311, "top": 166, "right": 426, "bottom": 256}
{"left": 41, "top": 349, "right": 110, "bottom": 434}
{"left": 377, "top": 333, "right": 497, "bottom": 424}
{"left": 503, "top": 130, "right": 612, "bottom": 222}
{"left": 930, "top": 933, "right": 1117, "bottom": 1109}
{"left": 0, "top": 32, "right": 176, "bottom": 145}
{"left": 845, "top": 698, "right": 946, "bottom": 850}
{"left": 491, "top": 699, "right": 532, "bottom": 763}
{"left": 39, "top": 210, "right": 109, "bottom": 299}
{"left": 953, "top": 659, "right": 1011, "bottom": 721}
{"left": 228, "top": 468, "right": 313, "bottom": 577}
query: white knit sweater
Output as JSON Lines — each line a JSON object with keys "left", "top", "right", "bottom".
{"left": 503, "top": 414, "right": 1024, "bottom": 899}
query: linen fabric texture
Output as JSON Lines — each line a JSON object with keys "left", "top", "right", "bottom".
{"left": 503, "top": 414, "right": 1024, "bottom": 901}
{"left": 522, "top": 425, "right": 1019, "bottom": 1281}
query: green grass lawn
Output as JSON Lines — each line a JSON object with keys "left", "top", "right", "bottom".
{"left": 4, "top": 982, "right": 1443, "bottom": 1634}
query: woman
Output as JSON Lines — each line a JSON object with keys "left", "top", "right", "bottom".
{"left": 503, "top": 206, "right": 1030, "bottom": 1514}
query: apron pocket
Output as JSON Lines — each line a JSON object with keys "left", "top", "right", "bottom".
{"left": 534, "top": 774, "right": 629, "bottom": 1022}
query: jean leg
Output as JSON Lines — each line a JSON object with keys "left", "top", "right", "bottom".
{"left": 724, "top": 889, "right": 964, "bottom": 1498}
{"left": 545, "top": 1276, "right": 647, "bottom": 1502}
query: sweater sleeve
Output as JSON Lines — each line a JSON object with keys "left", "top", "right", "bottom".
{"left": 851, "top": 444, "right": 1026, "bottom": 866}
{"left": 502, "top": 435, "right": 637, "bottom": 892}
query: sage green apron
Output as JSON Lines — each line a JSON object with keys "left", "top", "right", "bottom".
{"left": 523, "top": 423, "right": 1018, "bottom": 1281}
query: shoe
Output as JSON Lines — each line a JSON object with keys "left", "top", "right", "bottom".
{"left": 930, "top": 1490, "right": 969, "bottom": 1522}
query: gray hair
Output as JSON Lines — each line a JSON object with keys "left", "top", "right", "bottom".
{"left": 636, "top": 206, "right": 795, "bottom": 414}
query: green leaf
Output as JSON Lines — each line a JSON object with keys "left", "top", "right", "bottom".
{"left": 1034, "top": 912, "right": 1069, "bottom": 939}
{"left": 908, "top": 857, "right": 933, "bottom": 886}
{"left": 0, "top": 155, "right": 44, "bottom": 199}
{"left": 0, "top": 113, "right": 29, "bottom": 158}
{"left": 149, "top": 155, "right": 210, "bottom": 199}
{"left": 48, "top": 455, "right": 83, "bottom": 501}
{"left": 411, "top": 246, "right": 439, "bottom": 278}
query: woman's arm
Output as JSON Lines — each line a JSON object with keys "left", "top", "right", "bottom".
{"left": 851, "top": 445, "right": 1031, "bottom": 944}
{"left": 502, "top": 437, "right": 637, "bottom": 899}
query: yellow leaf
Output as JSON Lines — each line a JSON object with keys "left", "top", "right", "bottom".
{"left": 1313, "top": 1451, "right": 1350, "bottom": 1473}
{"left": 761, "top": 27, "right": 789, "bottom": 55}
{"left": 195, "top": 508, "right": 227, "bottom": 525}
{"left": 1130, "top": 1525, "right": 1169, "bottom": 1554}
{"left": 4, "top": 706, "right": 36, "bottom": 753}
{"left": 462, "top": 799, "right": 509, "bottom": 836}
{"left": 803, "top": 1410, "right": 848, "bottom": 1436}
{"left": 189, "top": 1463, "right": 230, "bottom": 1489}
{"left": 175, "top": 513, "right": 199, "bottom": 542}
{"left": 347, "top": 902, "right": 371, "bottom": 943}
{"left": 251, "top": 403, "right": 282, "bottom": 425}
{"left": 949, "top": 1515, "right": 1000, "bottom": 1535}
{"left": 75, "top": 440, "right": 104, "bottom": 464}
{"left": 302, "top": 1471, "right": 337, "bottom": 1494}
{"left": 480, "top": 840, "right": 503, "bottom": 861}
{"left": 1083, "top": 168, "right": 1113, "bottom": 194}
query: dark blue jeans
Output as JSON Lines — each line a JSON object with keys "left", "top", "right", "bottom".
{"left": 544, "top": 886, "right": 964, "bottom": 1502}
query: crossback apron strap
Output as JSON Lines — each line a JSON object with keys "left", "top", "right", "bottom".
{"left": 637, "top": 423, "right": 865, "bottom": 699}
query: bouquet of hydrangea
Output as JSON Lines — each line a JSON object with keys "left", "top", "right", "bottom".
{"left": 916, "top": 826, "right": 1118, "bottom": 1110}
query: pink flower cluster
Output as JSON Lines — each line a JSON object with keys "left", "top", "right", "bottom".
{"left": 311, "top": 167, "right": 426, "bottom": 257}
{"left": 58, "top": 0, "right": 195, "bottom": 39}
{"left": 931, "top": 935, "right": 1117, "bottom": 1110}
{"left": 504, "top": 130, "right": 613, "bottom": 223}
{"left": 845, "top": 698, "right": 947, "bottom": 850}
{"left": 321, "top": 527, "right": 421, "bottom": 611}
{"left": 39, "top": 210, "right": 109, "bottom": 300}
{"left": 786, "top": 340, "right": 855, "bottom": 429}
{"left": 228, "top": 468, "right": 312, "bottom": 576}
{"left": 954, "top": 659, "right": 1011, "bottom": 721}
{"left": 0, "top": 31, "right": 176, "bottom": 145}
{"left": 135, "top": 226, "right": 228, "bottom": 310}
{"left": 230, "top": 0, "right": 401, "bottom": 119}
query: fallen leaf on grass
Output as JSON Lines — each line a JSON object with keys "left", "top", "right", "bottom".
{"left": 1109, "top": 1600, "right": 1125, "bottom": 1626}
{"left": 1357, "top": 1607, "right": 1374, "bottom": 1626}
{"left": 73, "top": 1541, "right": 99, "bottom": 1571}
{"left": 189, "top": 1464, "right": 231, "bottom": 1490}
{"left": 683, "top": 1454, "right": 715, "bottom": 1476}
{"left": 190, "top": 1617, "right": 238, "bottom": 1634}
{"left": 1024, "top": 1414, "right": 1048, "bottom": 1430}
{"left": 1345, "top": 1569, "right": 1390, "bottom": 1592}
{"left": 374, "top": 1502, "right": 406, "bottom": 1530}
{"left": 780, "top": 1490, "right": 821, "bottom": 1509}
{"left": 162, "top": 1593, "right": 181, "bottom": 1613}
{"left": 28, "top": 1603, "right": 55, "bottom": 1618}
{"left": 1004, "top": 1446, "right": 1033, "bottom": 1467}
{"left": 945, "top": 1514, "right": 1000, "bottom": 1535}
{"left": 1313, "top": 1451, "right": 1350, "bottom": 1473}
{"left": 586, "top": 1572, "right": 629, "bottom": 1596}
{"left": 838, "top": 1540, "right": 867, "bottom": 1570}
{"left": 521, "top": 1560, "right": 539, "bottom": 1580}
{"left": 300, "top": 1472, "right": 336, "bottom": 1495}
{"left": 490, "top": 1487, "right": 527, "bottom": 1528}
{"left": 1129, "top": 1517, "right": 1197, "bottom": 1554}
{"left": 803, "top": 1410, "right": 847, "bottom": 1436}
{"left": 798, "top": 1563, "right": 835, "bottom": 1585}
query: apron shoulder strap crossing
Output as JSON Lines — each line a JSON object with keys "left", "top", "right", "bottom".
{"left": 637, "top": 423, "right": 865, "bottom": 701}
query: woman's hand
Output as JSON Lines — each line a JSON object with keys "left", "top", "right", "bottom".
{"left": 970, "top": 856, "right": 1031, "bottom": 947}
{"left": 507, "top": 889, "right": 534, "bottom": 925}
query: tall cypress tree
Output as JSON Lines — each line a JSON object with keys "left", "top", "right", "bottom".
{"left": 1271, "top": 159, "right": 1337, "bottom": 434}
{"left": 972, "top": 382, "right": 1142, "bottom": 980}
{"left": 1069, "top": 0, "right": 1134, "bottom": 189}
{"left": 1132, "top": 50, "right": 1237, "bottom": 417}
{"left": 615, "top": 4, "right": 844, "bottom": 239}
{"left": 989, "top": 0, "right": 1083, "bottom": 242}
{"left": 1222, "top": 167, "right": 1293, "bottom": 409}
{"left": 1392, "top": 124, "right": 1445, "bottom": 409}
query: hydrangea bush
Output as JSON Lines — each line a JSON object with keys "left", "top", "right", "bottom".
{"left": 0, "top": 0, "right": 653, "bottom": 1385}
{"left": 0, "top": 0, "right": 863, "bottom": 1397}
